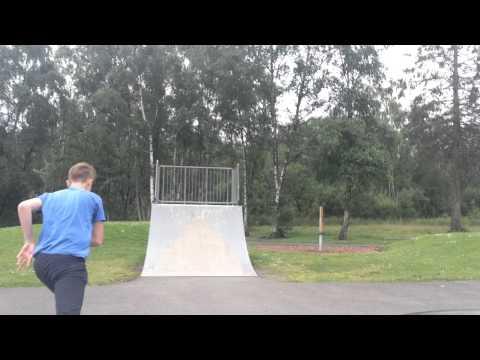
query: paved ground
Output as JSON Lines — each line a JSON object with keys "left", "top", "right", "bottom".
{"left": 1, "top": 276, "right": 480, "bottom": 315}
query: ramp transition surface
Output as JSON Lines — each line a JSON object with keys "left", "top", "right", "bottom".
{"left": 141, "top": 204, "right": 257, "bottom": 276}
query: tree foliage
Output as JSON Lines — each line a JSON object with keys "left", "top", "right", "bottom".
{"left": 1, "top": 45, "right": 480, "bottom": 238}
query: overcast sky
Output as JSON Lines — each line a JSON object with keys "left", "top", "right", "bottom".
{"left": 380, "top": 45, "right": 418, "bottom": 105}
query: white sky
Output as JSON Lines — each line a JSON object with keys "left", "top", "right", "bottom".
{"left": 380, "top": 44, "right": 419, "bottom": 107}
{"left": 381, "top": 45, "right": 418, "bottom": 79}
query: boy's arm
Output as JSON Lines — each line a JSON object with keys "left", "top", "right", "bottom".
{"left": 91, "top": 222, "right": 104, "bottom": 247}
{"left": 17, "top": 198, "right": 42, "bottom": 244}
{"left": 91, "top": 196, "right": 106, "bottom": 247}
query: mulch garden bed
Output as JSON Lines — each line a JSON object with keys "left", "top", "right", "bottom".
{"left": 254, "top": 244, "right": 382, "bottom": 254}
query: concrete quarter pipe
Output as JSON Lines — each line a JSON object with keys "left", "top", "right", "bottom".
{"left": 141, "top": 204, "right": 257, "bottom": 276}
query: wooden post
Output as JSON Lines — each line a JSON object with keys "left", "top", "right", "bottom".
{"left": 319, "top": 206, "right": 324, "bottom": 251}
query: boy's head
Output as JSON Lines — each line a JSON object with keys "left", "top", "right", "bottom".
{"left": 66, "top": 162, "right": 96, "bottom": 191}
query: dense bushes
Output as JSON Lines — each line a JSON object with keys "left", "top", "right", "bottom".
{"left": 464, "top": 187, "right": 480, "bottom": 216}
{"left": 248, "top": 180, "right": 479, "bottom": 226}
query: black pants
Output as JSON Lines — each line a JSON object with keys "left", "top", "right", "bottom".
{"left": 33, "top": 252, "right": 88, "bottom": 315}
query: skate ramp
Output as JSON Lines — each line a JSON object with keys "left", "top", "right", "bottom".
{"left": 141, "top": 204, "right": 257, "bottom": 276}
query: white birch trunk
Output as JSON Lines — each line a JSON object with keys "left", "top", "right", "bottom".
{"left": 149, "top": 133, "right": 154, "bottom": 203}
{"left": 138, "top": 79, "right": 155, "bottom": 204}
{"left": 241, "top": 138, "right": 248, "bottom": 234}
{"left": 272, "top": 161, "right": 280, "bottom": 235}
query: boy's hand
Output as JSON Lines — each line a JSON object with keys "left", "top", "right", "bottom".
{"left": 16, "top": 197, "right": 41, "bottom": 271}
{"left": 16, "top": 243, "right": 35, "bottom": 271}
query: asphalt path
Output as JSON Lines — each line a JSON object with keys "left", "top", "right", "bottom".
{"left": 1, "top": 276, "right": 480, "bottom": 315}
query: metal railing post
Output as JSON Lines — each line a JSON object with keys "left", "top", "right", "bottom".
{"left": 236, "top": 163, "right": 240, "bottom": 205}
{"left": 184, "top": 167, "right": 187, "bottom": 204}
{"left": 155, "top": 160, "right": 159, "bottom": 202}
{"left": 231, "top": 167, "right": 234, "bottom": 204}
{"left": 205, "top": 167, "right": 208, "bottom": 203}
{"left": 161, "top": 165, "right": 164, "bottom": 202}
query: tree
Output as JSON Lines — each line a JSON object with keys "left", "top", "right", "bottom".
{"left": 129, "top": 45, "right": 177, "bottom": 206}
{"left": 407, "top": 45, "right": 480, "bottom": 231}
{"left": 0, "top": 45, "right": 65, "bottom": 224}
{"left": 326, "top": 45, "right": 385, "bottom": 240}
{"left": 309, "top": 117, "right": 388, "bottom": 240}
{"left": 198, "top": 45, "right": 268, "bottom": 234}
{"left": 2, "top": 44, "right": 480, "bottom": 230}
{"left": 56, "top": 45, "right": 150, "bottom": 220}
{"left": 253, "top": 45, "right": 328, "bottom": 237}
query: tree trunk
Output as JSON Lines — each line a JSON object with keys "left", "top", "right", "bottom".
{"left": 135, "top": 170, "right": 143, "bottom": 221}
{"left": 271, "top": 137, "right": 281, "bottom": 236}
{"left": 450, "top": 177, "right": 465, "bottom": 232}
{"left": 338, "top": 209, "right": 350, "bottom": 240}
{"left": 272, "top": 159, "right": 279, "bottom": 236}
{"left": 138, "top": 79, "right": 155, "bottom": 205}
{"left": 268, "top": 53, "right": 282, "bottom": 238}
{"left": 272, "top": 203, "right": 281, "bottom": 237}
{"left": 449, "top": 45, "right": 465, "bottom": 232}
{"left": 148, "top": 133, "right": 154, "bottom": 203}
{"left": 123, "top": 186, "right": 130, "bottom": 219}
{"left": 271, "top": 165, "right": 283, "bottom": 237}
{"left": 242, "top": 143, "right": 249, "bottom": 236}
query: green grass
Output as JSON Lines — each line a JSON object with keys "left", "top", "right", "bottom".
{"left": 248, "top": 229, "right": 480, "bottom": 282}
{"left": 0, "top": 222, "right": 149, "bottom": 287}
{"left": 248, "top": 223, "right": 480, "bottom": 246}
{"left": 297, "top": 216, "right": 480, "bottom": 227}
{"left": 2, "top": 221, "right": 480, "bottom": 287}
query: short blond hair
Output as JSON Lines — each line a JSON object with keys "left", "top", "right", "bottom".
{"left": 68, "top": 162, "right": 97, "bottom": 182}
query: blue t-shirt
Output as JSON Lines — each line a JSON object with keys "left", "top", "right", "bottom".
{"left": 34, "top": 187, "right": 106, "bottom": 258}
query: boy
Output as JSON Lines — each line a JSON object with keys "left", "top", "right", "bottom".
{"left": 16, "top": 162, "right": 106, "bottom": 315}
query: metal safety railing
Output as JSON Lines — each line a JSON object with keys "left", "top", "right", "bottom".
{"left": 154, "top": 162, "right": 240, "bottom": 205}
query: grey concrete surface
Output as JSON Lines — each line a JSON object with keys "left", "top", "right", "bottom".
{"left": 1, "top": 276, "right": 479, "bottom": 315}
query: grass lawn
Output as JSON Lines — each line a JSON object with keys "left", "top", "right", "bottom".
{"left": 1, "top": 221, "right": 480, "bottom": 287}
{"left": 247, "top": 223, "right": 480, "bottom": 246}
{"left": 248, "top": 225, "right": 480, "bottom": 282}
{"left": 0, "top": 222, "right": 149, "bottom": 287}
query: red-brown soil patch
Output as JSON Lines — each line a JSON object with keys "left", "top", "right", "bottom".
{"left": 254, "top": 244, "right": 382, "bottom": 254}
